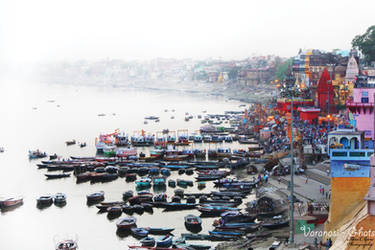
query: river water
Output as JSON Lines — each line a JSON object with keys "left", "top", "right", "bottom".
{"left": 0, "top": 80, "right": 255, "bottom": 250}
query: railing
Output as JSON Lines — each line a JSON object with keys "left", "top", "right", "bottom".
{"left": 330, "top": 149, "right": 374, "bottom": 161}
{"left": 346, "top": 101, "right": 374, "bottom": 108}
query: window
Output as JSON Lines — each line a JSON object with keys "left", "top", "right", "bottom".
{"left": 362, "top": 97, "right": 369, "bottom": 103}
{"left": 349, "top": 151, "right": 366, "bottom": 157}
{"left": 332, "top": 151, "right": 347, "bottom": 157}
{"left": 362, "top": 91, "right": 368, "bottom": 97}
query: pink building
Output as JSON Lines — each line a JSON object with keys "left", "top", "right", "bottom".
{"left": 347, "top": 75, "right": 375, "bottom": 139}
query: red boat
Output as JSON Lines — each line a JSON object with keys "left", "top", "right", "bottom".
{"left": 0, "top": 197, "right": 23, "bottom": 208}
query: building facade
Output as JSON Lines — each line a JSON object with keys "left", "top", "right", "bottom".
{"left": 347, "top": 75, "right": 375, "bottom": 140}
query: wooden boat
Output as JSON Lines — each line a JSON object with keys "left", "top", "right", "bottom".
{"left": 49, "top": 154, "right": 58, "bottom": 160}
{"left": 45, "top": 173, "right": 71, "bottom": 179}
{"left": 65, "top": 140, "right": 76, "bottom": 146}
{"left": 54, "top": 193, "right": 67, "bottom": 204}
{"left": 28, "top": 150, "right": 47, "bottom": 159}
{"left": 136, "top": 178, "right": 152, "bottom": 188}
{"left": 37, "top": 195, "right": 54, "bottom": 206}
{"left": 131, "top": 227, "right": 149, "bottom": 238}
{"left": 133, "top": 204, "right": 145, "bottom": 214}
{"left": 198, "top": 205, "right": 240, "bottom": 216}
{"left": 177, "top": 179, "right": 193, "bottom": 187}
{"left": 128, "top": 194, "right": 153, "bottom": 205}
{"left": 211, "top": 191, "right": 246, "bottom": 198}
{"left": 122, "top": 205, "right": 134, "bottom": 214}
{"left": 55, "top": 239, "right": 78, "bottom": 250}
{"left": 46, "top": 166, "right": 74, "bottom": 172}
{"left": 140, "top": 236, "right": 155, "bottom": 247}
{"left": 261, "top": 216, "right": 289, "bottom": 229}
{"left": 0, "top": 197, "right": 23, "bottom": 209}
{"left": 178, "top": 244, "right": 210, "bottom": 250}
{"left": 142, "top": 227, "right": 174, "bottom": 235}
{"left": 126, "top": 173, "right": 137, "bottom": 182}
{"left": 209, "top": 230, "right": 244, "bottom": 236}
{"left": 215, "top": 222, "right": 259, "bottom": 230}
{"left": 153, "top": 193, "right": 167, "bottom": 202}
{"left": 213, "top": 178, "right": 238, "bottom": 186}
{"left": 116, "top": 216, "right": 137, "bottom": 229}
{"left": 160, "top": 168, "right": 171, "bottom": 176}
{"left": 107, "top": 206, "right": 122, "bottom": 215}
{"left": 161, "top": 164, "right": 189, "bottom": 170}
{"left": 156, "top": 235, "right": 173, "bottom": 248}
{"left": 184, "top": 214, "right": 202, "bottom": 227}
{"left": 86, "top": 191, "right": 104, "bottom": 203}
{"left": 163, "top": 155, "right": 189, "bottom": 161}
{"left": 152, "top": 176, "right": 166, "bottom": 186}
{"left": 195, "top": 175, "right": 223, "bottom": 181}
{"left": 163, "top": 203, "right": 197, "bottom": 211}
{"left": 195, "top": 165, "right": 220, "bottom": 170}
{"left": 122, "top": 191, "right": 134, "bottom": 201}
{"left": 220, "top": 211, "right": 255, "bottom": 223}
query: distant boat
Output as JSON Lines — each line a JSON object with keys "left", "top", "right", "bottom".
{"left": 28, "top": 150, "right": 47, "bottom": 159}
{"left": 54, "top": 193, "right": 67, "bottom": 204}
{"left": 145, "top": 116, "right": 159, "bottom": 120}
{"left": 0, "top": 147, "right": 4, "bottom": 153}
{"left": 0, "top": 197, "right": 23, "bottom": 209}
{"left": 45, "top": 173, "right": 71, "bottom": 179}
{"left": 116, "top": 216, "right": 137, "bottom": 229}
{"left": 55, "top": 239, "right": 78, "bottom": 250}
{"left": 65, "top": 140, "right": 76, "bottom": 146}
{"left": 156, "top": 235, "right": 173, "bottom": 248}
{"left": 86, "top": 191, "right": 104, "bottom": 203}
{"left": 98, "top": 113, "right": 106, "bottom": 116}
{"left": 184, "top": 214, "right": 202, "bottom": 227}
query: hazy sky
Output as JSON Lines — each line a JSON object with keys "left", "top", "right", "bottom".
{"left": 1, "top": 0, "right": 374, "bottom": 63}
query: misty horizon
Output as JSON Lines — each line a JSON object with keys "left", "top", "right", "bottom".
{"left": 1, "top": 0, "right": 374, "bottom": 66}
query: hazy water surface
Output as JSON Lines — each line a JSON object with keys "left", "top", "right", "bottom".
{"left": 0, "top": 81, "right": 254, "bottom": 250}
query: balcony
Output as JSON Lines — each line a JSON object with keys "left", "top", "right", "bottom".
{"left": 330, "top": 149, "right": 374, "bottom": 161}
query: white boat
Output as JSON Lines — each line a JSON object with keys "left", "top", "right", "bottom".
{"left": 116, "top": 148, "right": 137, "bottom": 157}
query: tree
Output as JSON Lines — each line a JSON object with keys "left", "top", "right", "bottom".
{"left": 275, "top": 58, "right": 293, "bottom": 81}
{"left": 352, "top": 25, "right": 375, "bottom": 64}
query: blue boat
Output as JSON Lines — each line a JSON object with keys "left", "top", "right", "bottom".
{"left": 140, "top": 236, "right": 155, "bottom": 247}
{"left": 136, "top": 178, "right": 152, "bottom": 188}
{"left": 162, "top": 165, "right": 189, "bottom": 170}
{"left": 156, "top": 235, "right": 173, "bottom": 247}
{"left": 149, "top": 167, "right": 160, "bottom": 175}
{"left": 209, "top": 230, "right": 244, "bottom": 236}
{"left": 152, "top": 176, "right": 166, "bottom": 186}
{"left": 131, "top": 227, "right": 149, "bottom": 238}
{"left": 160, "top": 168, "right": 171, "bottom": 176}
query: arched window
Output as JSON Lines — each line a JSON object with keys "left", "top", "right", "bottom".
{"left": 340, "top": 137, "right": 349, "bottom": 148}
{"left": 350, "top": 137, "right": 359, "bottom": 149}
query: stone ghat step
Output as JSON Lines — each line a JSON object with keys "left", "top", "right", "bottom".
{"left": 305, "top": 169, "right": 330, "bottom": 185}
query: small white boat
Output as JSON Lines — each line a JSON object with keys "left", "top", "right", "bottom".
{"left": 55, "top": 239, "right": 78, "bottom": 250}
